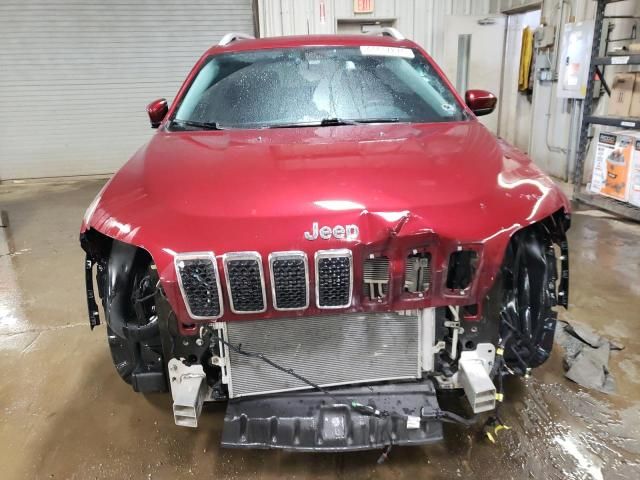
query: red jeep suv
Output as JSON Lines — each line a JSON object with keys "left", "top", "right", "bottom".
{"left": 80, "top": 30, "right": 570, "bottom": 452}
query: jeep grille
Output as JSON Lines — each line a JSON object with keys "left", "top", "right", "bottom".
{"left": 269, "top": 252, "right": 308, "bottom": 310}
{"left": 315, "top": 249, "right": 353, "bottom": 308}
{"left": 223, "top": 253, "right": 267, "bottom": 314}
{"left": 174, "top": 253, "right": 222, "bottom": 319}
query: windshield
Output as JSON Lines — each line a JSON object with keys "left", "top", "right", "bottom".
{"left": 172, "top": 46, "right": 465, "bottom": 129}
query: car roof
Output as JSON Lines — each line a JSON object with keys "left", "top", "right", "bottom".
{"left": 205, "top": 34, "right": 419, "bottom": 55}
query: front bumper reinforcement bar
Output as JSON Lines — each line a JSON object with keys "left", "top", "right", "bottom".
{"left": 221, "top": 381, "right": 443, "bottom": 451}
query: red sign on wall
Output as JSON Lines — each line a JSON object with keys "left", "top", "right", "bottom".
{"left": 354, "top": 0, "right": 374, "bottom": 14}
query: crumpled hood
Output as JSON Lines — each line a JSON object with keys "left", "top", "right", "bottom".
{"left": 84, "top": 120, "right": 569, "bottom": 324}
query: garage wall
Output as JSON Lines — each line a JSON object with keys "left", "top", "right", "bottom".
{"left": 0, "top": 0, "right": 255, "bottom": 180}
{"left": 498, "top": 9, "right": 541, "bottom": 152}
{"left": 496, "top": 0, "right": 640, "bottom": 181}
{"left": 257, "top": 0, "right": 501, "bottom": 65}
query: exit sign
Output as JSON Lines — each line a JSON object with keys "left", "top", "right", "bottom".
{"left": 354, "top": 0, "right": 374, "bottom": 14}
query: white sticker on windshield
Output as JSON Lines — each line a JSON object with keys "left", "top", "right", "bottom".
{"left": 360, "top": 46, "right": 415, "bottom": 59}
{"left": 441, "top": 103, "right": 455, "bottom": 113}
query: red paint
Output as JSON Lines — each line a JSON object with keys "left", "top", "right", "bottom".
{"left": 146, "top": 98, "right": 168, "bottom": 129}
{"left": 465, "top": 90, "right": 498, "bottom": 116}
{"left": 81, "top": 35, "right": 570, "bottom": 334}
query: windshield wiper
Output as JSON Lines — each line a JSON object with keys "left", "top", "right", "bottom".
{"left": 320, "top": 117, "right": 401, "bottom": 125}
{"left": 319, "top": 117, "right": 360, "bottom": 126}
{"left": 171, "top": 119, "right": 225, "bottom": 130}
{"left": 262, "top": 118, "right": 358, "bottom": 129}
{"left": 354, "top": 117, "right": 400, "bottom": 124}
{"left": 263, "top": 117, "right": 401, "bottom": 129}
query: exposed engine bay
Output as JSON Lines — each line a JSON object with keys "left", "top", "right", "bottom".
{"left": 81, "top": 210, "right": 569, "bottom": 452}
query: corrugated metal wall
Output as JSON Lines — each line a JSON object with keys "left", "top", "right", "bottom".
{"left": 258, "top": 0, "right": 500, "bottom": 64}
{"left": 497, "top": 0, "right": 541, "bottom": 13}
{"left": 0, "top": 0, "right": 255, "bottom": 180}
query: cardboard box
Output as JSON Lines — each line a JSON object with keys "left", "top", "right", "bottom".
{"left": 630, "top": 72, "right": 640, "bottom": 118}
{"left": 590, "top": 132, "right": 616, "bottom": 195}
{"left": 590, "top": 130, "right": 639, "bottom": 202}
{"left": 602, "top": 137, "right": 633, "bottom": 201}
{"left": 628, "top": 138, "right": 640, "bottom": 207}
{"left": 608, "top": 73, "right": 636, "bottom": 117}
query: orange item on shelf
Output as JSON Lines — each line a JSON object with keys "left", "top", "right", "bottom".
{"left": 591, "top": 131, "right": 640, "bottom": 202}
{"left": 602, "top": 147, "right": 631, "bottom": 199}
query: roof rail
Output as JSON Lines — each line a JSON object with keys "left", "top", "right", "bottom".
{"left": 218, "top": 32, "right": 255, "bottom": 47}
{"left": 377, "top": 27, "right": 405, "bottom": 41}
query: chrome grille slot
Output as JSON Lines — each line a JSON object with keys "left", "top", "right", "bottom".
{"left": 226, "top": 312, "right": 421, "bottom": 398}
{"left": 269, "top": 251, "right": 308, "bottom": 310}
{"left": 404, "top": 253, "right": 431, "bottom": 292}
{"left": 363, "top": 256, "right": 390, "bottom": 299}
{"left": 174, "top": 253, "right": 223, "bottom": 319}
{"left": 315, "top": 249, "right": 353, "bottom": 308}
{"left": 223, "top": 252, "right": 266, "bottom": 314}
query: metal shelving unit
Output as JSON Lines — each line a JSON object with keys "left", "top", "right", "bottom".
{"left": 573, "top": 0, "right": 640, "bottom": 222}
{"left": 593, "top": 54, "right": 640, "bottom": 65}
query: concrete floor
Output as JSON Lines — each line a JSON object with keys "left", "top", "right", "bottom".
{"left": 1, "top": 178, "right": 639, "bottom": 479}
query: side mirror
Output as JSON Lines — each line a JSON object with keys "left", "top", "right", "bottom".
{"left": 465, "top": 90, "right": 497, "bottom": 117}
{"left": 146, "top": 98, "right": 168, "bottom": 128}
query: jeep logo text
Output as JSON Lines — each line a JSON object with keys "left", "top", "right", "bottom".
{"left": 304, "top": 222, "right": 359, "bottom": 240}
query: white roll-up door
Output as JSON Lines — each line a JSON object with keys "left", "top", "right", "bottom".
{"left": 0, "top": 0, "right": 255, "bottom": 180}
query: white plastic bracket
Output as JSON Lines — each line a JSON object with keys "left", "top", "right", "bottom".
{"left": 168, "top": 358, "right": 207, "bottom": 428}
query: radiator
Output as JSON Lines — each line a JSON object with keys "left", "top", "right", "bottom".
{"left": 225, "top": 312, "right": 421, "bottom": 398}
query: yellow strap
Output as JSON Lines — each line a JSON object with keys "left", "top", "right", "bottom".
{"left": 486, "top": 431, "right": 495, "bottom": 444}
{"left": 496, "top": 347, "right": 504, "bottom": 356}
{"left": 494, "top": 424, "right": 512, "bottom": 434}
